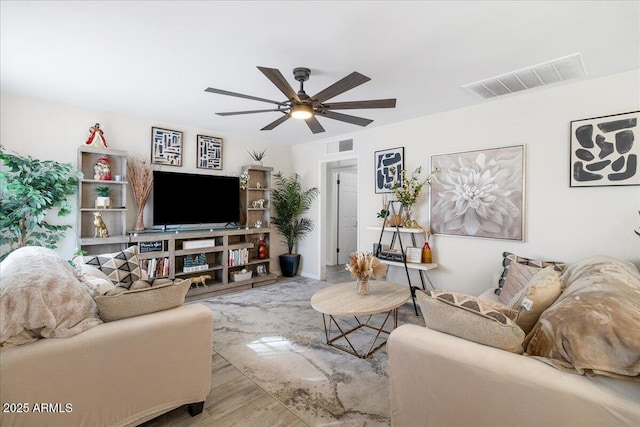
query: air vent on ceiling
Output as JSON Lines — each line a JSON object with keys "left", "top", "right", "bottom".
{"left": 462, "top": 53, "right": 587, "bottom": 99}
{"left": 325, "top": 138, "right": 354, "bottom": 155}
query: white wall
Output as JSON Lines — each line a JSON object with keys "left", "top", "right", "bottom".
{"left": 292, "top": 70, "right": 640, "bottom": 295}
{"left": 1, "top": 92, "right": 293, "bottom": 260}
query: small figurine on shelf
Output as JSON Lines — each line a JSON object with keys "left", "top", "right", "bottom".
{"left": 94, "top": 157, "right": 112, "bottom": 180}
{"left": 93, "top": 212, "right": 109, "bottom": 238}
{"left": 255, "top": 220, "right": 262, "bottom": 228}
{"left": 258, "top": 234, "right": 267, "bottom": 259}
{"left": 85, "top": 123, "right": 108, "bottom": 148}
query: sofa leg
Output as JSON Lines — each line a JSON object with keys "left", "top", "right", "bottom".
{"left": 188, "top": 401, "right": 204, "bottom": 416}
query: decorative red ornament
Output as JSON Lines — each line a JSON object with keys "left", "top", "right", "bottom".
{"left": 86, "top": 123, "right": 108, "bottom": 147}
{"left": 258, "top": 239, "right": 267, "bottom": 259}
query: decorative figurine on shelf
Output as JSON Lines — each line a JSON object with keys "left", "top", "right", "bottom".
{"left": 255, "top": 220, "right": 262, "bottom": 228}
{"left": 94, "top": 157, "right": 112, "bottom": 180}
{"left": 191, "top": 274, "right": 211, "bottom": 288}
{"left": 93, "top": 212, "right": 109, "bottom": 238}
{"left": 258, "top": 234, "right": 267, "bottom": 259}
{"left": 256, "top": 182, "right": 261, "bottom": 189}
{"left": 85, "top": 123, "right": 108, "bottom": 148}
{"left": 252, "top": 199, "right": 265, "bottom": 209}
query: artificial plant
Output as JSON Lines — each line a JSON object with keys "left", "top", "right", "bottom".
{"left": 271, "top": 172, "right": 319, "bottom": 254}
{"left": 0, "top": 149, "right": 81, "bottom": 259}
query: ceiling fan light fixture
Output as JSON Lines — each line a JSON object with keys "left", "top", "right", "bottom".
{"left": 290, "top": 104, "right": 313, "bottom": 120}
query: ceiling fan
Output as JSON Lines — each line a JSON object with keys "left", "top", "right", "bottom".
{"left": 205, "top": 66, "right": 396, "bottom": 134}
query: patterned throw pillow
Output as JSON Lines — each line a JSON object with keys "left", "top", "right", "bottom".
{"left": 416, "top": 289, "right": 525, "bottom": 353}
{"left": 76, "top": 246, "right": 142, "bottom": 287}
{"left": 495, "top": 252, "right": 565, "bottom": 303}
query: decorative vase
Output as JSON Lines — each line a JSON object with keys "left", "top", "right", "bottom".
{"left": 356, "top": 278, "right": 369, "bottom": 295}
{"left": 258, "top": 239, "right": 267, "bottom": 259}
{"left": 134, "top": 208, "right": 145, "bottom": 231}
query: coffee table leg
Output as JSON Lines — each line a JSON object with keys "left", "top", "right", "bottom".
{"left": 321, "top": 310, "right": 401, "bottom": 358}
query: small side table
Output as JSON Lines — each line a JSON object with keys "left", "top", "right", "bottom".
{"left": 310, "top": 281, "right": 410, "bottom": 358}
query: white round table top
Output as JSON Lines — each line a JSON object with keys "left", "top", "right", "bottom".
{"left": 310, "top": 280, "right": 410, "bottom": 317}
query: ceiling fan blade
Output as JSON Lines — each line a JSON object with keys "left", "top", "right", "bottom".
{"left": 312, "top": 72, "right": 371, "bottom": 103}
{"left": 323, "top": 99, "right": 396, "bottom": 110}
{"left": 205, "top": 87, "right": 283, "bottom": 106}
{"left": 257, "top": 66, "right": 301, "bottom": 103}
{"left": 319, "top": 110, "right": 373, "bottom": 127}
{"left": 305, "top": 116, "right": 326, "bottom": 134}
{"left": 261, "top": 114, "right": 290, "bottom": 131}
{"left": 216, "top": 108, "right": 283, "bottom": 116}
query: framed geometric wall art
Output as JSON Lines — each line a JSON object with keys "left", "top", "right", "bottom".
{"left": 430, "top": 145, "right": 525, "bottom": 241}
{"left": 197, "top": 134, "right": 223, "bottom": 170}
{"left": 374, "top": 146, "right": 404, "bottom": 193}
{"left": 570, "top": 110, "right": 639, "bottom": 187}
{"left": 151, "top": 127, "right": 183, "bottom": 166}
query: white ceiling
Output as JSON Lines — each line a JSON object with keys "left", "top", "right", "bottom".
{"left": 2, "top": 1, "right": 639, "bottom": 146}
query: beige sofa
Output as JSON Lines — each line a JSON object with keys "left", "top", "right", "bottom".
{"left": 0, "top": 304, "right": 213, "bottom": 427}
{"left": 388, "top": 255, "right": 640, "bottom": 426}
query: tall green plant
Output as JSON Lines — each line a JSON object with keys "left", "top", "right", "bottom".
{"left": 0, "top": 149, "right": 82, "bottom": 257}
{"left": 271, "top": 172, "right": 319, "bottom": 254}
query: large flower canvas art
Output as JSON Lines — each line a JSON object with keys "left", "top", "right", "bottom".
{"left": 430, "top": 145, "right": 525, "bottom": 241}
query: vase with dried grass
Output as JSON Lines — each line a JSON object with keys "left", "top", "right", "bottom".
{"left": 345, "top": 252, "right": 386, "bottom": 295}
{"left": 127, "top": 155, "right": 153, "bottom": 232}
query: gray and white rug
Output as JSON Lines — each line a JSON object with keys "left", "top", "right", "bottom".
{"left": 199, "top": 277, "right": 423, "bottom": 427}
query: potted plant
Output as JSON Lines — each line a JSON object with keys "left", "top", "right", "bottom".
{"left": 271, "top": 172, "right": 319, "bottom": 277}
{"left": 95, "top": 186, "right": 111, "bottom": 209}
{"left": 248, "top": 149, "right": 267, "bottom": 165}
{"left": 0, "top": 149, "right": 81, "bottom": 260}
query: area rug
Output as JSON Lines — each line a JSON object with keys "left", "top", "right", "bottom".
{"left": 199, "top": 277, "right": 423, "bottom": 427}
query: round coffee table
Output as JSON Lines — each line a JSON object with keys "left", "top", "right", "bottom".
{"left": 310, "top": 281, "right": 410, "bottom": 358}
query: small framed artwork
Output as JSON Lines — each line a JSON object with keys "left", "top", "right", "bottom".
{"left": 404, "top": 246, "right": 422, "bottom": 264}
{"left": 570, "top": 111, "right": 639, "bottom": 187}
{"left": 430, "top": 145, "right": 525, "bottom": 241}
{"left": 151, "top": 127, "right": 182, "bottom": 166}
{"left": 374, "top": 146, "right": 404, "bottom": 193}
{"left": 256, "top": 264, "right": 267, "bottom": 276}
{"left": 197, "top": 134, "right": 223, "bottom": 170}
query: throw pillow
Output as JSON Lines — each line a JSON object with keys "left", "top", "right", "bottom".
{"left": 74, "top": 246, "right": 142, "bottom": 287}
{"left": 416, "top": 289, "right": 525, "bottom": 354}
{"left": 94, "top": 278, "right": 192, "bottom": 322}
{"left": 525, "top": 256, "right": 640, "bottom": 380}
{"left": 495, "top": 252, "right": 565, "bottom": 304}
{"left": 0, "top": 246, "right": 102, "bottom": 347}
{"left": 508, "top": 266, "right": 563, "bottom": 334}
{"left": 75, "top": 263, "right": 116, "bottom": 296}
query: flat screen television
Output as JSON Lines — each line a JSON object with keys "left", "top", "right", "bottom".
{"left": 152, "top": 171, "right": 240, "bottom": 227}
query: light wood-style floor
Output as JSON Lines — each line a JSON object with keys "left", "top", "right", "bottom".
{"left": 140, "top": 265, "right": 351, "bottom": 427}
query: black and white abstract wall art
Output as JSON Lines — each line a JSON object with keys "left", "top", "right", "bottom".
{"left": 374, "top": 147, "right": 404, "bottom": 193}
{"left": 151, "top": 127, "right": 183, "bottom": 166}
{"left": 430, "top": 145, "right": 525, "bottom": 241}
{"left": 570, "top": 111, "right": 639, "bottom": 187}
{"left": 197, "top": 134, "right": 223, "bottom": 170}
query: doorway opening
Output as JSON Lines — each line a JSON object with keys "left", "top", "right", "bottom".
{"left": 320, "top": 158, "right": 358, "bottom": 280}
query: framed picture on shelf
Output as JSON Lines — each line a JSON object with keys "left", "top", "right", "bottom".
{"left": 404, "top": 246, "right": 422, "bottom": 263}
{"left": 430, "top": 145, "right": 525, "bottom": 241}
{"left": 256, "top": 264, "right": 267, "bottom": 276}
{"left": 374, "top": 146, "right": 404, "bottom": 193}
{"left": 151, "top": 127, "right": 182, "bottom": 166}
{"left": 570, "top": 110, "right": 639, "bottom": 187}
{"left": 197, "top": 134, "right": 223, "bottom": 170}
